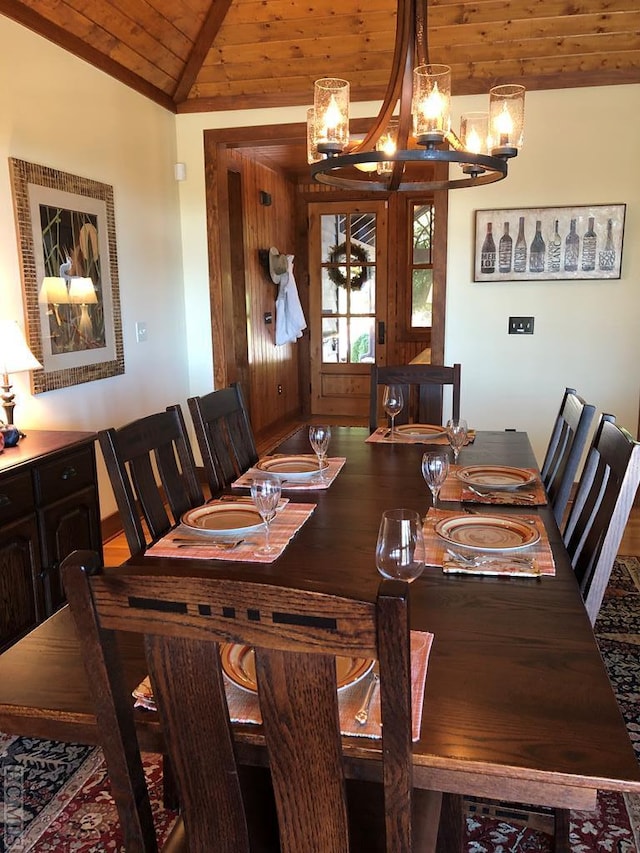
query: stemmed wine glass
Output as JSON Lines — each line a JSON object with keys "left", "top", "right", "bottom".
{"left": 250, "top": 475, "right": 282, "bottom": 555}
{"left": 309, "top": 425, "right": 331, "bottom": 481}
{"left": 376, "top": 508, "right": 425, "bottom": 582}
{"left": 446, "top": 417, "right": 468, "bottom": 464}
{"left": 382, "top": 385, "right": 404, "bottom": 441}
{"left": 421, "top": 451, "right": 450, "bottom": 510}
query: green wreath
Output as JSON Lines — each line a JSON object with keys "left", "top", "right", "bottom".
{"left": 327, "top": 242, "right": 369, "bottom": 290}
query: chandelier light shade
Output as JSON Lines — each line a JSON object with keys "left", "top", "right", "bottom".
{"left": 308, "top": 0, "right": 525, "bottom": 192}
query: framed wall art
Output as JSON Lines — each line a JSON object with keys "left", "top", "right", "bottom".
{"left": 473, "top": 204, "right": 626, "bottom": 282}
{"left": 9, "top": 158, "right": 124, "bottom": 393}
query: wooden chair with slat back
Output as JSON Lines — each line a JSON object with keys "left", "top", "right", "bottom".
{"left": 61, "top": 551, "right": 448, "bottom": 853}
{"left": 540, "top": 388, "right": 596, "bottom": 525}
{"left": 188, "top": 382, "right": 259, "bottom": 495}
{"left": 369, "top": 364, "right": 461, "bottom": 433}
{"left": 98, "top": 406, "right": 204, "bottom": 556}
{"left": 563, "top": 413, "right": 640, "bottom": 625}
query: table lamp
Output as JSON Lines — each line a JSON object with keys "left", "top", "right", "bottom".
{"left": 0, "top": 319, "right": 43, "bottom": 437}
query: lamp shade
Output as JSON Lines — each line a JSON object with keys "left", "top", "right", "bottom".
{"left": 0, "top": 319, "right": 42, "bottom": 375}
{"left": 68, "top": 277, "right": 98, "bottom": 304}
{"left": 39, "top": 276, "right": 70, "bottom": 305}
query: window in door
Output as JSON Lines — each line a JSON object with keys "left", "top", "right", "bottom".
{"left": 411, "top": 203, "right": 435, "bottom": 329}
{"left": 320, "top": 212, "right": 376, "bottom": 365}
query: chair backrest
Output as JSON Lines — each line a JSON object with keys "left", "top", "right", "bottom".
{"left": 188, "top": 382, "right": 258, "bottom": 494}
{"left": 369, "top": 363, "right": 461, "bottom": 432}
{"left": 540, "top": 387, "right": 596, "bottom": 525}
{"left": 61, "top": 551, "right": 415, "bottom": 853}
{"left": 563, "top": 414, "right": 640, "bottom": 625}
{"left": 98, "top": 405, "right": 204, "bottom": 555}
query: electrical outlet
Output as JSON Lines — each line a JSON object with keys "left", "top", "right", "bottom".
{"left": 508, "top": 316, "right": 534, "bottom": 335}
{"left": 135, "top": 321, "right": 148, "bottom": 343}
{"left": 277, "top": 384, "right": 283, "bottom": 395}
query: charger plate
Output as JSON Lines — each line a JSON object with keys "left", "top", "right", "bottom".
{"left": 457, "top": 464, "right": 536, "bottom": 491}
{"left": 220, "top": 644, "right": 374, "bottom": 693}
{"left": 255, "top": 455, "right": 327, "bottom": 479}
{"left": 435, "top": 513, "right": 540, "bottom": 552}
{"left": 181, "top": 503, "right": 264, "bottom": 535}
{"left": 395, "top": 423, "right": 447, "bottom": 439}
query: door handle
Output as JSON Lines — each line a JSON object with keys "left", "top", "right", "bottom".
{"left": 377, "top": 321, "right": 385, "bottom": 345}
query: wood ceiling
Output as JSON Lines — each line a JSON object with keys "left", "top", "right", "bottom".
{"left": 1, "top": 0, "right": 638, "bottom": 117}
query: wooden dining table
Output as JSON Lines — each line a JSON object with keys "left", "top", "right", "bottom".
{"left": 0, "top": 426, "right": 639, "bottom": 836}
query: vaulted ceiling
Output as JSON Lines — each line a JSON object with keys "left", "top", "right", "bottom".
{"left": 2, "top": 0, "right": 638, "bottom": 116}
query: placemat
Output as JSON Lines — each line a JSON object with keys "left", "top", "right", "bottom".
{"left": 232, "top": 456, "right": 346, "bottom": 491}
{"left": 133, "top": 630, "right": 433, "bottom": 742}
{"left": 439, "top": 465, "right": 547, "bottom": 506}
{"left": 366, "top": 427, "right": 476, "bottom": 446}
{"left": 145, "top": 502, "right": 316, "bottom": 564}
{"left": 423, "top": 508, "right": 556, "bottom": 576}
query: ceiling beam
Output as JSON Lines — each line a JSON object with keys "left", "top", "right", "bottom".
{"left": 173, "top": 0, "right": 234, "bottom": 104}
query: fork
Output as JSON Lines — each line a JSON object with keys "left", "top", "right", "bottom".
{"left": 468, "top": 485, "right": 536, "bottom": 501}
{"left": 355, "top": 672, "right": 379, "bottom": 725}
{"left": 446, "top": 548, "right": 535, "bottom": 567}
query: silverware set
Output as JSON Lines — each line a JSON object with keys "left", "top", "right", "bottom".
{"left": 467, "top": 485, "right": 536, "bottom": 501}
{"left": 170, "top": 537, "right": 254, "bottom": 550}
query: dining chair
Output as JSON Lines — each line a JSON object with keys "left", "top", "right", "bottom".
{"left": 98, "top": 405, "right": 204, "bottom": 556}
{"left": 563, "top": 413, "right": 640, "bottom": 625}
{"left": 60, "top": 550, "right": 447, "bottom": 853}
{"left": 540, "top": 387, "right": 596, "bottom": 525}
{"left": 188, "top": 382, "right": 258, "bottom": 494}
{"left": 369, "top": 363, "right": 461, "bottom": 432}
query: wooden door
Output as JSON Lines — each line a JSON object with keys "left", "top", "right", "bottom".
{"left": 309, "top": 200, "right": 388, "bottom": 417}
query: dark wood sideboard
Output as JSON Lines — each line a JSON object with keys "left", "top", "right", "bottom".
{"left": 0, "top": 430, "right": 102, "bottom": 651}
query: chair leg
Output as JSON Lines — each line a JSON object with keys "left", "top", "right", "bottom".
{"left": 436, "top": 792, "right": 464, "bottom": 853}
{"left": 162, "top": 753, "right": 180, "bottom": 811}
{"left": 553, "top": 808, "right": 570, "bottom": 853}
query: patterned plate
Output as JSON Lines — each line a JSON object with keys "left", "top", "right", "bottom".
{"left": 181, "top": 503, "right": 264, "bottom": 535}
{"left": 456, "top": 465, "right": 536, "bottom": 491}
{"left": 255, "top": 455, "right": 327, "bottom": 479}
{"left": 435, "top": 513, "right": 540, "bottom": 552}
{"left": 220, "top": 644, "right": 374, "bottom": 693}
{"left": 394, "top": 423, "right": 447, "bottom": 439}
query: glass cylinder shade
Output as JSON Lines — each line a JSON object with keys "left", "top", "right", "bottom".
{"left": 376, "top": 121, "right": 398, "bottom": 175}
{"left": 306, "top": 107, "right": 321, "bottom": 164}
{"left": 313, "top": 78, "right": 349, "bottom": 154}
{"left": 489, "top": 84, "right": 525, "bottom": 155}
{"left": 412, "top": 64, "right": 451, "bottom": 145}
{"left": 460, "top": 112, "right": 489, "bottom": 155}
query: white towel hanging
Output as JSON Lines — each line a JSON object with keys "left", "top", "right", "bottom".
{"left": 275, "top": 255, "right": 307, "bottom": 346}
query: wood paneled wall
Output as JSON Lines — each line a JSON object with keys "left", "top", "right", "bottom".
{"left": 227, "top": 149, "right": 302, "bottom": 436}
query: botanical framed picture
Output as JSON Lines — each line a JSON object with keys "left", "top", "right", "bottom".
{"left": 9, "top": 158, "right": 124, "bottom": 393}
{"left": 473, "top": 204, "right": 626, "bottom": 282}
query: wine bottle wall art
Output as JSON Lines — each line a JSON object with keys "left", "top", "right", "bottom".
{"left": 474, "top": 205, "right": 625, "bottom": 282}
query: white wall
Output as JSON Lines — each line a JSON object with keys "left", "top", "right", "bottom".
{"left": 177, "top": 87, "right": 640, "bottom": 464}
{"left": 0, "top": 17, "right": 187, "bottom": 516}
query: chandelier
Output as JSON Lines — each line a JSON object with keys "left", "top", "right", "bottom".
{"left": 307, "top": 0, "right": 525, "bottom": 192}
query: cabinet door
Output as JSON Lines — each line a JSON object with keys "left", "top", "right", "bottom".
{"left": 0, "top": 515, "right": 43, "bottom": 650}
{"left": 40, "top": 486, "right": 102, "bottom": 614}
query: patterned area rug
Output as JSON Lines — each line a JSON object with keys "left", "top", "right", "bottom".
{"left": 1, "top": 557, "right": 640, "bottom": 852}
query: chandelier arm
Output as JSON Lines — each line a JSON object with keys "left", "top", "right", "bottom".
{"left": 416, "top": 0, "right": 428, "bottom": 67}
{"left": 356, "top": 0, "right": 413, "bottom": 154}
{"left": 388, "top": 26, "right": 417, "bottom": 190}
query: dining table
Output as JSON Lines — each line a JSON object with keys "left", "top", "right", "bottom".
{"left": 0, "top": 426, "right": 639, "bottom": 848}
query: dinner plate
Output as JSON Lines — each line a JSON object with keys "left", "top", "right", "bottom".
{"left": 456, "top": 464, "right": 536, "bottom": 491}
{"left": 255, "top": 455, "right": 327, "bottom": 479}
{"left": 435, "top": 513, "right": 540, "bottom": 552}
{"left": 394, "top": 423, "right": 447, "bottom": 439}
{"left": 220, "top": 644, "right": 374, "bottom": 693}
{"left": 181, "top": 503, "right": 264, "bottom": 535}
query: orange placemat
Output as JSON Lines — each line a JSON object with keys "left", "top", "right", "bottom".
{"left": 422, "top": 508, "right": 555, "bottom": 576}
{"left": 232, "top": 457, "right": 346, "bottom": 491}
{"left": 133, "top": 630, "right": 433, "bottom": 742}
{"left": 145, "top": 502, "right": 315, "bottom": 564}
{"left": 439, "top": 465, "right": 547, "bottom": 506}
{"left": 366, "top": 428, "right": 476, "bottom": 446}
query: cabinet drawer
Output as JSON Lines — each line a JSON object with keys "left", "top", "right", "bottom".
{"left": 0, "top": 471, "right": 35, "bottom": 524}
{"left": 36, "top": 447, "right": 96, "bottom": 504}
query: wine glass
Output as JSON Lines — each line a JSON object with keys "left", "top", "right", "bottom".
{"left": 446, "top": 417, "right": 468, "bottom": 464}
{"left": 376, "top": 508, "right": 425, "bottom": 582}
{"left": 421, "top": 451, "right": 450, "bottom": 510}
{"left": 382, "top": 385, "right": 404, "bottom": 441}
{"left": 250, "top": 475, "right": 282, "bottom": 555}
{"left": 309, "top": 425, "right": 332, "bottom": 480}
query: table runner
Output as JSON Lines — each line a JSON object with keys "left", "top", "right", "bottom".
{"left": 145, "top": 502, "right": 316, "bottom": 564}
{"left": 231, "top": 456, "right": 346, "bottom": 490}
{"left": 439, "top": 465, "right": 547, "bottom": 506}
{"left": 133, "top": 630, "right": 433, "bottom": 742}
{"left": 423, "top": 508, "right": 556, "bottom": 576}
{"left": 366, "top": 427, "right": 476, "bottom": 446}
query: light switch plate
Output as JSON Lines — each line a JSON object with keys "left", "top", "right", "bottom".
{"left": 135, "top": 321, "right": 148, "bottom": 342}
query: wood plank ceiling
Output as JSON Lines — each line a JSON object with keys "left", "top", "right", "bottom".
{"left": 1, "top": 0, "right": 638, "bottom": 117}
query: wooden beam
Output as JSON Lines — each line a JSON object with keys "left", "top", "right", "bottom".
{"left": 173, "top": 0, "right": 234, "bottom": 103}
